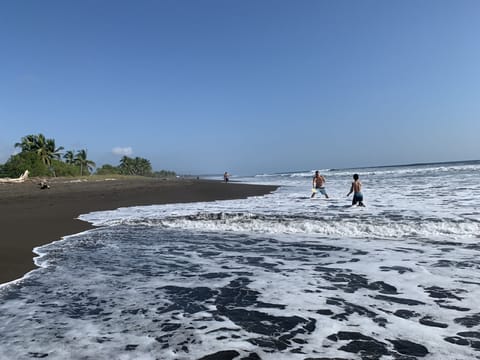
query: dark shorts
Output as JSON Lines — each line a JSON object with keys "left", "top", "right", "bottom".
{"left": 352, "top": 192, "right": 363, "bottom": 205}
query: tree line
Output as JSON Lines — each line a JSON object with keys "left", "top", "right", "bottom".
{"left": 0, "top": 133, "right": 175, "bottom": 178}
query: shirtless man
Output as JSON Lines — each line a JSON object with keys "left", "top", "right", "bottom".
{"left": 347, "top": 173, "right": 365, "bottom": 206}
{"left": 311, "top": 170, "right": 329, "bottom": 198}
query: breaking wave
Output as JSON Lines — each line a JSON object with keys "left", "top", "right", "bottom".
{"left": 105, "top": 212, "right": 480, "bottom": 241}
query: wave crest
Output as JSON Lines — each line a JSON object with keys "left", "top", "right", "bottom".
{"left": 113, "top": 212, "right": 480, "bottom": 241}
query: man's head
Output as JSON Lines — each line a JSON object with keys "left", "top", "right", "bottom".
{"left": 353, "top": 174, "right": 359, "bottom": 180}
{"left": 315, "top": 170, "right": 319, "bottom": 175}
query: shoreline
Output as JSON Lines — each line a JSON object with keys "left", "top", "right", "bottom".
{"left": 0, "top": 176, "right": 277, "bottom": 285}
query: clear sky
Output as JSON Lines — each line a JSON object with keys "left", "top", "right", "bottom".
{"left": 1, "top": 0, "right": 479, "bottom": 175}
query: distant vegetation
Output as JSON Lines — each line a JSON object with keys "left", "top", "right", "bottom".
{"left": 0, "top": 133, "right": 176, "bottom": 178}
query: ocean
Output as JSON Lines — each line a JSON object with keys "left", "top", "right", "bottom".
{"left": 1, "top": 161, "right": 479, "bottom": 360}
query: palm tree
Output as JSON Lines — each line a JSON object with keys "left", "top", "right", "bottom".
{"left": 15, "top": 134, "right": 39, "bottom": 152}
{"left": 63, "top": 150, "right": 75, "bottom": 164}
{"left": 133, "top": 157, "right": 152, "bottom": 176}
{"left": 119, "top": 155, "right": 134, "bottom": 175}
{"left": 119, "top": 156, "right": 152, "bottom": 176}
{"left": 74, "top": 149, "right": 96, "bottom": 176}
{"left": 15, "top": 134, "right": 64, "bottom": 166}
{"left": 38, "top": 135, "right": 64, "bottom": 166}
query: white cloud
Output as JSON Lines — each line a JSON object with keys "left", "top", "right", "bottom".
{"left": 112, "top": 147, "right": 133, "bottom": 156}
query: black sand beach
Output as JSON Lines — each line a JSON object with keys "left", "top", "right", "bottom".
{"left": 0, "top": 176, "right": 277, "bottom": 285}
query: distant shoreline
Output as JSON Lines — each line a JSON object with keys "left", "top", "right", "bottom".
{"left": 352, "top": 158, "right": 480, "bottom": 170}
{"left": 273, "top": 159, "right": 480, "bottom": 175}
{"left": 0, "top": 176, "right": 277, "bottom": 285}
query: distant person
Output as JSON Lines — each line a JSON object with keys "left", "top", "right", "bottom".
{"left": 347, "top": 173, "right": 365, "bottom": 206}
{"left": 311, "top": 170, "right": 329, "bottom": 198}
{"left": 224, "top": 172, "right": 229, "bottom": 183}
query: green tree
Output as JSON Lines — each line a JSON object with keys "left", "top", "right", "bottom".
{"left": 14, "top": 133, "right": 64, "bottom": 167}
{"left": 119, "top": 156, "right": 152, "bottom": 176}
{"left": 95, "top": 164, "right": 121, "bottom": 175}
{"left": 154, "top": 170, "right": 177, "bottom": 178}
{"left": 2, "top": 152, "right": 49, "bottom": 177}
{"left": 51, "top": 159, "right": 81, "bottom": 176}
{"left": 41, "top": 136, "right": 64, "bottom": 166}
{"left": 15, "top": 134, "right": 38, "bottom": 152}
{"left": 74, "top": 149, "right": 96, "bottom": 176}
{"left": 63, "top": 150, "right": 75, "bottom": 164}
{"left": 132, "top": 157, "right": 152, "bottom": 176}
{"left": 119, "top": 156, "right": 132, "bottom": 174}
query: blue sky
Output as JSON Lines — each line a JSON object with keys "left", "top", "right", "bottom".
{"left": 1, "top": 0, "right": 479, "bottom": 175}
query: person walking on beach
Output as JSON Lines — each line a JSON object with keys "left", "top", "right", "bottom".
{"left": 347, "top": 173, "right": 365, "bottom": 206}
{"left": 224, "top": 172, "right": 229, "bottom": 183}
{"left": 311, "top": 170, "right": 329, "bottom": 198}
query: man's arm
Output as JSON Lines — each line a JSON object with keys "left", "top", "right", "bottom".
{"left": 347, "top": 183, "right": 353, "bottom": 196}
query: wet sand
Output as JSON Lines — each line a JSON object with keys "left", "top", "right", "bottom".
{"left": 0, "top": 176, "right": 277, "bottom": 284}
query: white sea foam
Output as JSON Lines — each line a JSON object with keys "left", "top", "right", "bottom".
{"left": 80, "top": 162, "right": 480, "bottom": 242}
{"left": 81, "top": 210, "right": 480, "bottom": 243}
{"left": 1, "top": 161, "right": 480, "bottom": 359}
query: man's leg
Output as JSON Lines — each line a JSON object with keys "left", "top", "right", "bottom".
{"left": 352, "top": 195, "right": 357, "bottom": 206}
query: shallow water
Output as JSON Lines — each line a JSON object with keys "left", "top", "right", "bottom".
{"left": 1, "top": 161, "right": 480, "bottom": 359}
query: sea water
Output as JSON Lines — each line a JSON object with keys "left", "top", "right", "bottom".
{"left": 1, "top": 161, "right": 479, "bottom": 360}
